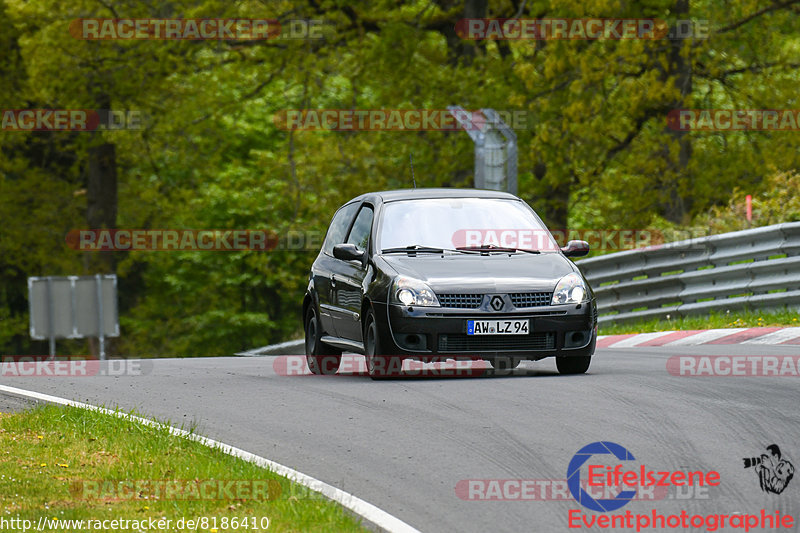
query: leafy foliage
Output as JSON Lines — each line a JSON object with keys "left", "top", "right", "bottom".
{"left": 1, "top": 0, "right": 799, "bottom": 356}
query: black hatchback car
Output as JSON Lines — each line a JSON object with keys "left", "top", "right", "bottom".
{"left": 303, "top": 188, "right": 596, "bottom": 378}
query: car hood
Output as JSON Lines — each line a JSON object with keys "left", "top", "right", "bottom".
{"left": 380, "top": 252, "right": 577, "bottom": 293}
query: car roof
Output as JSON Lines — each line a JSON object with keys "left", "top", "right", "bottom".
{"left": 350, "top": 188, "right": 520, "bottom": 204}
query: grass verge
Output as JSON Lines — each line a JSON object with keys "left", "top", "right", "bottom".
{"left": 599, "top": 309, "right": 800, "bottom": 336}
{"left": 0, "top": 404, "right": 369, "bottom": 532}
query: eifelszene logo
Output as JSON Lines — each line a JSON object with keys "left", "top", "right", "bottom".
{"left": 567, "top": 441, "right": 638, "bottom": 512}
{"left": 743, "top": 445, "right": 794, "bottom": 495}
{"left": 567, "top": 441, "right": 721, "bottom": 512}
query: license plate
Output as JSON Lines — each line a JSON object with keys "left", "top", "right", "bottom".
{"left": 467, "top": 319, "right": 529, "bottom": 335}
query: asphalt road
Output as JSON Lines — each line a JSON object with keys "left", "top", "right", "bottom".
{"left": 2, "top": 345, "right": 799, "bottom": 532}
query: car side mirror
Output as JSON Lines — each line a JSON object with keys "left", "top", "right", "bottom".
{"left": 333, "top": 243, "right": 366, "bottom": 262}
{"left": 561, "top": 240, "right": 590, "bottom": 258}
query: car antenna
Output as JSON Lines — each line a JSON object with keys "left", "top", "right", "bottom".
{"left": 409, "top": 153, "right": 417, "bottom": 188}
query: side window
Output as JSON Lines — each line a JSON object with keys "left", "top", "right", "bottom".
{"left": 345, "top": 205, "right": 374, "bottom": 252}
{"left": 322, "top": 203, "right": 359, "bottom": 255}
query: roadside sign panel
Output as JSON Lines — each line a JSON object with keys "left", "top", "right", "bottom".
{"left": 28, "top": 274, "right": 118, "bottom": 358}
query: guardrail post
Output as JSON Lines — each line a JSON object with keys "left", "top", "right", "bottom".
{"left": 96, "top": 274, "right": 106, "bottom": 361}
{"left": 46, "top": 276, "right": 55, "bottom": 359}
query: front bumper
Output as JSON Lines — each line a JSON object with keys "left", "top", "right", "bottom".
{"left": 373, "top": 300, "right": 597, "bottom": 360}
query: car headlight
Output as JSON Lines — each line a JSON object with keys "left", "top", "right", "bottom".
{"left": 552, "top": 273, "right": 588, "bottom": 304}
{"left": 391, "top": 276, "right": 440, "bottom": 307}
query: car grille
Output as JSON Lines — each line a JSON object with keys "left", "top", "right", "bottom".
{"left": 438, "top": 294, "right": 483, "bottom": 308}
{"left": 509, "top": 292, "right": 552, "bottom": 308}
{"left": 438, "top": 332, "right": 555, "bottom": 352}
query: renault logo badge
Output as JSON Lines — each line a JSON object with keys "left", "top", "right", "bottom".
{"left": 490, "top": 295, "right": 504, "bottom": 311}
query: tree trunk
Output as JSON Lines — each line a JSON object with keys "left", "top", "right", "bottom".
{"left": 84, "top": 94, "right": 118, "bottom": 357}
{"left": 662, "top": 0, "right": 693, "bottom": 224}
{"left": 436, "top": 0, "right": 488, "bottom": 63}
{"left": 86, "top": 141, "right": 118, "bottom": 271}
{"left": 531, "top": 161, "right": 569, "bottom": 232}
{"left": 84, "top": 142, "right": 117, "bottom": 358}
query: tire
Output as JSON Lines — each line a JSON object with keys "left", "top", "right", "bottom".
{"left": 363, "top": 308, "right": 402, "bottom": 379}
{"left": 305, "top": 305, "right": 341, "bottom": 375}
{"left": 556, "top": 356, "right": 591, "bottom": 375}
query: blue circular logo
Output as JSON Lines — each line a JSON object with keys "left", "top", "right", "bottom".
{"left": 567, "top": 441, "right": 637, "bottom": 512}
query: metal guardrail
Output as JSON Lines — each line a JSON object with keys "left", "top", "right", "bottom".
{"left": 576, "top": 222, "right": 800, "bottom": 325}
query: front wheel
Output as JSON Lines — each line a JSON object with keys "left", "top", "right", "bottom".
{"left": 556, "top": 356, "right": 591, "bottom": 375}
{"left": 305, "top": 305, "right": 341, "bottom": 375}
{"left": 363, "top": 308, "right": 401, "bottom": 379}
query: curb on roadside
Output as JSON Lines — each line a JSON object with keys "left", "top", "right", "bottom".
{"left": 597, "top": 327, "right": 800, "bottom": 349}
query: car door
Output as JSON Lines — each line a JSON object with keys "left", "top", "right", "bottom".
{"left": 313, "top": 202, "right": 359, "bottom": 336}
{"left": 331, "top": 204, "right": 374, "bottom": 342}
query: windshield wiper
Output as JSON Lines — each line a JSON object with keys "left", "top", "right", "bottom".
{"left": 456, "top": 245, "right": 541, "bottom": 254}
{"left": 381, "top": 245, "right": 445, "bottom": 254}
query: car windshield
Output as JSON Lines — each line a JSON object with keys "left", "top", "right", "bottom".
{"left": 378, "top": 198, "right": 558, "bottom": 253}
